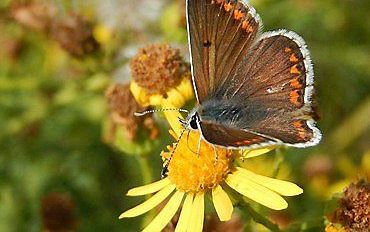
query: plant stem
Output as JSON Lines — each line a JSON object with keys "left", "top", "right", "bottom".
{"left": 137, "top": 154, "right": 153, "bottom": 185}
{"left": 272, "top": 147, "right": 285, "bottom": 178}
{"left": 238, "top": 199, "right": 281, "bottom": 232}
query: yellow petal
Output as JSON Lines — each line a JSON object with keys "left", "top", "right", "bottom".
{"left": 175, "top": 193, "right": 194, "bottom": 232}
{"left": 148, "top": 94, "right": 164, "bottom": 106}
{"left": 161, "top": 100, "right": 184, "bottom": 138}
{"left": 130, "top": 82, "right": 150, "bottom": 107}
{"left": 142, "top": 191, "right": 184, "bottom": 232}
{"left": 119, "top": 184, "right": 176, "bottom": 219}
{"left": 235, "top": 168, "right": 303, "bottom": 196}
{"left": 127, "top": 178, "right": 172, "bottom": 196}
{"left": 166, "top": 88, "right": 186, "bottom": 108}
{"left": 176, "top": 78, "right": 194, "bottom": 101}
{"left": 168, "top": 130, "right": 178, "bottom": 140}
{"left": 241, "top": 147, "right": 275, "bottom": 158}
{"left": 212, "top": 185, "right": 233, "bottom": 221}
{"left": 225, "top": 173, "right": 288, "bottom": 210}
{"left": 188, "top": 192, "right": 205, "bottom": 232}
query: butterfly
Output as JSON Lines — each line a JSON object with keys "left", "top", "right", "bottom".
{"left": 183, "top": 0, "right": 322, "bottom": 150}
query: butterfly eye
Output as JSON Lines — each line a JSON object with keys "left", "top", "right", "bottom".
{"left": 190, "top": 115, "right": 198, "bottom": 130}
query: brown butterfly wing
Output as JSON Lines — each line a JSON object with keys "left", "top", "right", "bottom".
{"left": 199, "top": 120, "right": 278, "bottom": 149}
{"left": 199, "top": 30, "right": 321, "bottom": 148}
{"left": 187, "top": 0, "right": 261, "bottom": 102}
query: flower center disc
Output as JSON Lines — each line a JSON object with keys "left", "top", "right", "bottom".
{"left": 164, "top": 131, "right": 233, "bottom": 193}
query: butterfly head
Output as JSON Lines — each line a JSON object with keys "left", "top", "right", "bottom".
{"left": 181, "top": 111, "right": 200, "bottom": 131}
{"left": 189, "top": 113, "right": 199, "bottom": 130}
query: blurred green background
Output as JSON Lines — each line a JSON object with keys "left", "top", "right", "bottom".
{"left": 0, "top": 0, "right": 369, "bottom": 231}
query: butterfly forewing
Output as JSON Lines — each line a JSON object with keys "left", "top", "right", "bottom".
{"left": 187, "top": 0, "right": 261, "bottom": 102}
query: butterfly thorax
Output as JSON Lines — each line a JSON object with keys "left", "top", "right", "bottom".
{"left": 199, "top": 98, "right": 280, "bottom": 130}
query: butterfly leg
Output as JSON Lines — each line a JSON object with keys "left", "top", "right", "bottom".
{"left": 196, "top": 134, "right": 202, "bottom": 158}
{"left": 212, "top": 144, "right": 219, "bottom": 165}
{"left": 239, "top": 150, "right": 246, "bottom": 162}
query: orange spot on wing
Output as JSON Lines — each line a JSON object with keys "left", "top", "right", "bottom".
{"left": 290, "top": 78, "right": 302, "bottom": 89}
{"left": 293, "top": 121, "right": 307, "bottom": 139}
{"left": 298, "top": 131, "right": 306, "bottom": 139}
{"left": 290, "top": 54, "right": 299, "bottom": 63}
{"left": 234, "top": 141, "right": 244, "bottom": 146}
{"left": 251, "top": 138, "right": 261, "bottom": 143}
{"left": 234, "top": 10, "right": 244, "bottom": 20}
{"left": 242, "top": 20, "right": 249, "bottom": 29}
{"left": 290, "top": 90, "right": 301, "bottom": 105}
{"left": 293, "top": 121, "right": 302, "bottom": 128}
{"left": 242, "top": 21, "right": 253, "bottom": 33}
{"left": 290, "top": 64, "right": 301, "bottom": 75}
{"left": 224, "top": 2, "right": 233, "bottom": 12}
{"left": 285, "top": 47, "right": 292, "bottom": 53}
{"left": 234, "top": 139, "right": 259, "bottom": 146}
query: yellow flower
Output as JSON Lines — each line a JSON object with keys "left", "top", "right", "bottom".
{"left": 120, "top": 129, "right": 303, "bottom": 232}
{"left": 325, "top": 224, "right": 347, "bottom": 232}
{"left": 129, "top": 43, "right": 194, "bottom": 108}
{"left": 130, "top": 77, "right": 194, "bottom": 108}
{"left": 93, "top": 24, "right": 113, "bottom": 45}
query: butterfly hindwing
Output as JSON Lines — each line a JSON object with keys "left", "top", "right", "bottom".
{"left": 199, "top": 120, "right": 278, "bottom": 149}
{"left": 187, "top": 0, "right": 261, "bottom": 102}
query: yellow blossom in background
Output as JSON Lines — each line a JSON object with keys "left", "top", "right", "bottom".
{"left": 104, "top": 83, "right": 159, "bottom": 156}
{"left": 129, "top": 43, "right": 194, "bottom": 108}
{"left": 325, "top": 224, "right": 346, "bottom": 232}
{"left": 93, "top": 24, "right": 114, "bottom": 45}
{"left": 130, "top": 77, "right": 194, "bottom": 108}
{"left": 311, "top": 152, "right": 370, "bottom": 199}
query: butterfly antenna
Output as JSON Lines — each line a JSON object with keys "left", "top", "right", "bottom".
{"left": 134, "top": 108, "right": 189, "bottom": 117}
{"left": 161, "top": 129, "right": 186, "bottom": 178}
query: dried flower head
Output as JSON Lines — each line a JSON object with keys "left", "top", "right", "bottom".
{"left": 41, "top": 192, "right": 77, "bottom": 232}
{"left": 130, "top": 44, "right": 189, "bottom": 95}
{"left": 332, "top": 180, "right": 370, "bottom": 231}
{"left": 11, "top": 2, "right": 57, "bottom": 32}
{"left": 51, "top": 13, "right": 99, "bottom": 57}
{"left": 106, "top": 83, "right": 158, "bottom": 141}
